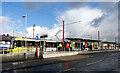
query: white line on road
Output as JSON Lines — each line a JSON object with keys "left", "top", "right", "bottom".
{"left": 111, "top": 54, "right": 116, "bottom": 56}
{"left": 12, "top": 62, "right": 18, "bottom": 65}
{"left": 12, "top": 61, "right": 24, "bottom": 65}
{"left": 57, "top": 68, "right": 76, "bottom": 73}
{"left": 86, "top": 60, "right": 102, "bottom": 66}
{"left": 64, "top": 68, "right": 76, "bottom": 71}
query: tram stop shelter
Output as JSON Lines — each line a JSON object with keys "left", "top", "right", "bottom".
{"left": 66, "top": 38, "right": 101, "bottom": 51}
{"left": 101, "top": 41, "right": 119, "bottom": 49}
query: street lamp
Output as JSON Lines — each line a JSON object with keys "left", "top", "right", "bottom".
{"left": 55, "top": 30, "right": 62, "bottom": 40}
{"left": 22, "top": 14, "right": 27, "bottom": 59}
{"left": 61, "top": 16, "right": 64, "bottom": 51}
{"left": 22, "top": 15, "right": 27, "bottom": 38}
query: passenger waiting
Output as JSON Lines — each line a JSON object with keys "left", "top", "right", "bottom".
{"left": 58, "top": 43, "right": 62, "bottom": 51}
{"left": 66, "top": 43, "right": 69, "bottom": 51}
{"left": 70, "top": 43, "right": 72, "bottom": 51}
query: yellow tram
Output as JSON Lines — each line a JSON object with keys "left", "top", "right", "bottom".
{"left": 9, "top": 37, "right": 40, "bottom": 53}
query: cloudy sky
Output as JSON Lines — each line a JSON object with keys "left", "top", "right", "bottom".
{"left": 0, "top": 1, "right": 119, "bottom": 42}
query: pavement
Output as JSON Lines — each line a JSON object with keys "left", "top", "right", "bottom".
{"left": 0, "top": 49, "right": 118, "bottom": 62}
{"left": 0, "top": 49, "right": 119, "bottom": 72}
{"left": 2, "top": 51, "right": 119, "bottom": 73}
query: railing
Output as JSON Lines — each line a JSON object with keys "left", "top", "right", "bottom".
{"left": 0, "top": 47, "right": 40, "bottom": 54}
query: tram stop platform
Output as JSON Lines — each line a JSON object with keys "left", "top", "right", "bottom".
{"left": 0, "top": 49, "right": 118, "bottom": 63}
{"left": 0, "top": 49, "right": 119, "bottom": 71}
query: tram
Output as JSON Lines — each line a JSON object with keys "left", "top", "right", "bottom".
{"left": 9, "top": 37, "right": 40, "bottom": 53}
{"left": 5, "top": 37, "right": 72, "bottom": 53}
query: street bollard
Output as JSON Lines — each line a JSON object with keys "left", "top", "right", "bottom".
{"left": 40, "top": 51, "right": 43, "bottom": 59}
{"left": 24, "top": 52, "right": 27, "bottom": 59}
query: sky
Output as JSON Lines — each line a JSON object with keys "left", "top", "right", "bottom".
{"left": 0, "top": 1, "right": 119, "bottom": 42}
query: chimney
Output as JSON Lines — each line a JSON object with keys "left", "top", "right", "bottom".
{"left": 3, "top": 34, "right": 5, "bottom": 36}
{"left": 7, "top": 34, "right": 9, "bottom": 36}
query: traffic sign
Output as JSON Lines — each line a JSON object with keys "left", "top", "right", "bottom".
{"left": 35, "top": 35, "right": 39, "bottom": 40}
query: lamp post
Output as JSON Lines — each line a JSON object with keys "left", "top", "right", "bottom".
{"left": 33, "top": 24, "right": 35, "bottom": 39}
{"left": 55, "top": 30, "right": 62, "bottom": 40}
{"left": 13, "top": 29, "right": 17, "bottom": 37}
{"left": 115, "top": 36, "right": 117, "bottom": 49}
{"left": 22, "top": 15, "right": 27, "bottom": 38}
{"left": 98, "top": 31, "right": 100, "bottom": 48}
{"left": 61, "top": 16, "right": 64, "bottom": 51}
{"left": 55, "top": 30, "right": 62, "bottom": 51}
{"left": 23, "top": 14, "right": 27, "bottom": 59}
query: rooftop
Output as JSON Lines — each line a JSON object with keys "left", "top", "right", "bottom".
{"left": 66, "top": 38, "right": 101, "bottom": 42}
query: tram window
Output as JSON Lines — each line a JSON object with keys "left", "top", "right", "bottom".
{"left": 13, "top": 41, "right": 16, "bottom": 47}
{"left": 27, "top": 41, "right": 35, "bottom": 47}
{"left": 75, "top": 43, "right": 80, "bottom": 48}
{"left": 51, "top": 43, "right": 57, "bottom": 47}
{"left": 21, "top": 41, "right": 25, "bottom": 47}
{"left": 46, "top": 42, "right": 57, "bottom": 48}
{"left": 13, "top": 41, "right": 21, "bottom": 47}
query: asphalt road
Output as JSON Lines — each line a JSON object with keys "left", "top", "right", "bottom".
{"left": 2, "top": 51, "right": 120, "bottom": 73}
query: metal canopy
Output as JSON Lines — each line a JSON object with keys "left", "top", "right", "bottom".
{"left": 66, "top": 38, "right": 101, "bottom": 42}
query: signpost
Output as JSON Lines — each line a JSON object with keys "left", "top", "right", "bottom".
{"left": 35, "top": 34, "right": 39, "bottom": 58}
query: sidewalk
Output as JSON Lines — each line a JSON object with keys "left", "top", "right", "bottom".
{"left": 0, "top": 49, "right": 118, "bottom": 63}
{"left": 43, "top": 49, "right": 118, "bottom": 58}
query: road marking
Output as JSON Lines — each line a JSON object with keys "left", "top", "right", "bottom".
{"left": 19, "top": 62, "right": 24, "bottom": 64}
{"left": 86, "top": 60, "right": 102, "bottom": 66}
{"left": 56, "top": 67, "right": 76, "bottom": 73}
{"left": 12, "top": 61, "right": 24, "bottom": 65}
{"left": 63, "top": 67, "right": 76, "bottom": 71}
{"left": 111, "top": 54, "right": 116, "bottom": 56}
{"left": 12, "top": 62, "right": 18, "bottom": 65}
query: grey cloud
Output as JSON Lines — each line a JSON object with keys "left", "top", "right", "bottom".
{"left": 22, "top": 2, "right": 52, "bottom": 11}
{"left": 65, "top": 2, "right": 88, "bottom": 10}
{"left": 99, "top": 2, "right": 118, "bottom": 14}
{"left": 90, "top": 14, "right": 106, "bottom": 27}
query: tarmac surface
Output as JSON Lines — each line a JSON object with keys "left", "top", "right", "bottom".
{"left": 1, "top": 51, "right": 120, "bottom": 73}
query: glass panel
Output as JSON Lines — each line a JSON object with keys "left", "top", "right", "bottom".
{"left": 46, "top": 42, "right": 57, "bottom": 48}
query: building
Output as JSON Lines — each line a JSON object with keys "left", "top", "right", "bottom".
{"left": 0, "top": 34, "right": 13, "bottom": 54}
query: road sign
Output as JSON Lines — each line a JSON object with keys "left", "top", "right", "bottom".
{"left": 35, "top": 35, "right": 39, "bottom": 40}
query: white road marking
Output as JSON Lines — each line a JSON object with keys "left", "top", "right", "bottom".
{"left": 86, "top": 60, "right": 102, "bottom": 66}
{"left": 12, "top": 62, "right": 18, "bottom": 65}
{"left": 65, "top": 68, "right": 76, "bottom": 71}
{"left": 19, "top": 62, "right": 24, "bottom": 64}
{"left": 111, "top": 54, "right": 116, "bottom": 56}
{"left": 12, "top": 61, "right": 24, "bottom": 65}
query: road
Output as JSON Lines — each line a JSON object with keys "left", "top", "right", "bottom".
{"left": 2, "top": 51, "right": 120, "bottom": 73}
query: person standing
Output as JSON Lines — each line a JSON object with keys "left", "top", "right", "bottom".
{"left": 66, "top": 43, "right": 69, "bottom": 51}
{"left": 58, "top": 43, "right": 62, "bottom": 51}
{"left": 70, "top": 43, "right": 72, "bottom": 51}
